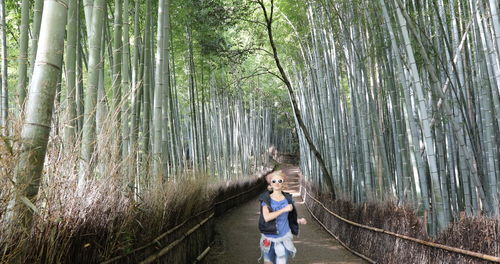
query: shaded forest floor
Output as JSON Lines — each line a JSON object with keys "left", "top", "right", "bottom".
{"left": 201, "top": 164, "right": 366, "bottom": 263}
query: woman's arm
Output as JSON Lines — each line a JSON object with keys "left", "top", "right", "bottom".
{"left": 262, "top": 204, "right": 293, "bottom": 222}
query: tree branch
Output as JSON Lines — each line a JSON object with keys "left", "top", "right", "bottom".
{"left": 257, "top": 0, "right": 336, "bottom": 198}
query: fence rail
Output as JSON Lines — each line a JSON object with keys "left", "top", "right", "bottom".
{"left": 102, "top": 180, "right": 265, "bottom": 263}
{"left": 301, "top": 186, "right": 500, "bottom": 263}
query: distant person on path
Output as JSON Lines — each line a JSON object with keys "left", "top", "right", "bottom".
{"left": 258, "top": 170, "right": 307, "bottom": 264}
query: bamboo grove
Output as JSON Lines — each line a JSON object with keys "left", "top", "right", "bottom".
{"left": 0, "top": 0, "right": 297, "bottom": 243}
{"left": 0, "top": 0, "right": 497, "bottom": 249}
{"left": 270, "top": 0, "right": 499, "bottom": 234}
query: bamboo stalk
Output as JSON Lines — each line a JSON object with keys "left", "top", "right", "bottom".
{"left": 257, "top": 0, "right": 336, "bottom": 197}
{"left": 193, "top": 246, "right": 211, "bottom": 263}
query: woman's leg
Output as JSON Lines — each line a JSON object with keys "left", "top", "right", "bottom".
{"left": 275, "top": 248, "right": 290, "bottom": 264}
{"left": 263, "top": 243, "right": 275, "bottom": 264}
{"left": 276, "top": 256, "right": 286, "bottom": 264}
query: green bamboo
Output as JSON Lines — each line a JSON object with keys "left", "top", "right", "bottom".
{"left": 258, "top": 0, "right": 336, "bottom": 197}
{"left": 122, "top": 0, "right": 130, "bottom": 159}
{"left": 64, "top": 0, "right": 78, "bottom": 146}
{"left": 17, "top": 0, "right": 30, "bottom": 107}
{"left": 0, "top": 0, "right": 7, "bottom": 135}
{"left": 141, "top": 0, "right": 152, "bottom": 181}
{"left": 28, "top": 0, "right": 44, "bottom": 83}
{"left": 79, "top": 0, "right": 106, "bottom": 187}
{"left": 153, "top": 0, "right": 166, "bottom": 178}
{"left": 10, "top": 0, "right": 67, "bottom": 238}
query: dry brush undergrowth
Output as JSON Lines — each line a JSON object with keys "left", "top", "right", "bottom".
{"left": 0, "top": 119, "right": 266, "bottom": 264}
{"left": 304, "top": 182, "right": 499, "bottom": 263}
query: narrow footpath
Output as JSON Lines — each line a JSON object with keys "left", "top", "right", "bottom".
{"left": 202, "top": 164, "right": 366, "bottom": 263}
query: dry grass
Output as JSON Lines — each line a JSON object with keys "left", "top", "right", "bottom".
{"left": 0, "top": 117, "right": 268, "bottom": 263}
{"left": 304, "top": 182, "right": 499, "bottom": 264}
{"left": 0, "top": 155, "right": 264, "bottom": 263}
{"left": 0, "top": 118, "right": 21, "bottom": 223}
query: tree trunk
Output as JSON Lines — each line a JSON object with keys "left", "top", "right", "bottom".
{"left": 0, "top": 0, "right": 7, "bottom": 135}
{"left": 28, "top": 0, "right": 44, "bottom": 84}
{"left": 17, "top": 0, "right": 30, "bottom": 107}
{"left": 121, "top": 0, "right": 130, "bottom": 160}
{"left": 112, "top": 0, "right": 123, "bottom": 155}
{"left": 141, "top": 0, "right": 152, "bottom": 182}
{"left": 9, "top": 0, "right": 67, "bottom": 246}
{"left": 64, "top": 0, "right": 78, "bottom": 147}
{"left": 394, "top": 0, "right": 447, "bottom": 230}
{"left": 153, "top": 0, "right": 166, "bottom": 178}
{"left": 79, "top": 0, "right": 106, "bottom": 188}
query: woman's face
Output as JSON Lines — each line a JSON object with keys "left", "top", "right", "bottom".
{"left": 270, "top": 175, "right": 285, "bottom": 191}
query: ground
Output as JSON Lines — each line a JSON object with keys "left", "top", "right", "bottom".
{"left": 201, "top": 164, "right": 366, "bottom": 264}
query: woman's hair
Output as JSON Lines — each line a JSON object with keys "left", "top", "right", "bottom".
{"left": 266, "top": 170, "right": 287, "bottom": 184}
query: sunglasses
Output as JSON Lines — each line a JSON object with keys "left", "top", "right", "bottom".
{"left": 271, "top": 179, "right": 284, "bottom": 184}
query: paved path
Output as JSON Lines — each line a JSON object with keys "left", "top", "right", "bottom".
{"left": 202, "top": 164, "right": 366, "bottom": 263}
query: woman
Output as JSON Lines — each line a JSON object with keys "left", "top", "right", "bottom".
{"left": 258, "top": 170, "right": 307, "bottom": 264}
